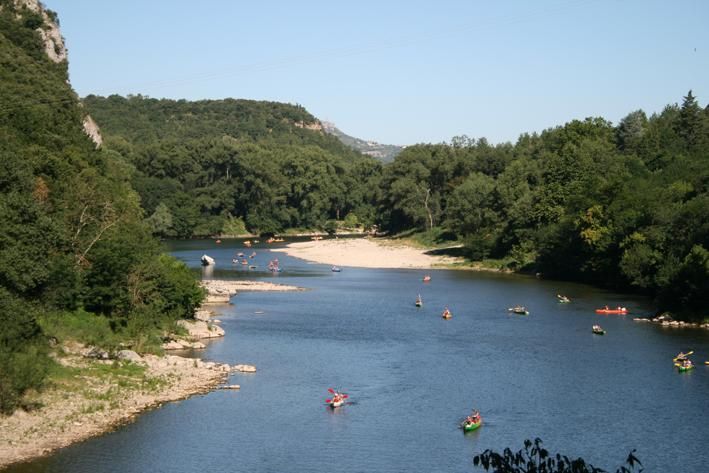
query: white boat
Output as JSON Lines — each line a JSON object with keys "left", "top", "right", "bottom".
{"left": 201, "top": 254, "right": 215, "bottom": 266}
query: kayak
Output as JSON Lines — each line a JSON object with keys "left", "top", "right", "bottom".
{"left": 463, "top": 419, "right": 482, "bottom": 432}
{"left": 592, "top": 328, "right": 606, "bottom": 335}
{"left": 415, "top": 301, "right": 422, "bottom": 307}
{"left": 677, "top": 364, "right": 694, "bottom": 372}
{"left": 330, "top": 398, "right": 345, "bottom": 408}
{"left": 508, "top": 307, "right": 529, "bottom": 315}
{"left": 595, "top": 308, "right": 628, "bottom": 314}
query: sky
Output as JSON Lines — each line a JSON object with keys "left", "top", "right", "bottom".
{"left": 44, "top": 0, "right": 709, "bottom": 146}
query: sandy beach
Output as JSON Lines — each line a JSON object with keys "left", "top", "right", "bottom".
{"left": 272, "top": 238, "right": 463, "bottom": 269}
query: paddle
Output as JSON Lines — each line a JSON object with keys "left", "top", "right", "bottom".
{"left": 327, "top": 388, "right": 335, "bottom": 394}
{"left": 673, "top": 350, "right": 694, "bottom": 361}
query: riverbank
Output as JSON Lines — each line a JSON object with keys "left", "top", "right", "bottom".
{"left": 0, "top": 279, "right": 297, "bottom": 469}
{"left": 0, "top": 345, "right": 234, "bottom": 469}
{"left": 271, "top": 237, "right": 465, "bottom": 269}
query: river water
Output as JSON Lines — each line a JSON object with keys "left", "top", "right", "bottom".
{"left": 8, "top": 239, "right": 709, "bottom": 472}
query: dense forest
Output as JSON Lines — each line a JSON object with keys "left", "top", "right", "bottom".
{"left": 377, "top": 93, "right": 708, "bottom": 317}
{"left": 83, "top": 95, "right": 382, "bottom": 236}
{"left": 87, "top": 91, "right": 708, "bottom": 317}
{"left": 0, "top": 0, "right": 202, "bottom": 414}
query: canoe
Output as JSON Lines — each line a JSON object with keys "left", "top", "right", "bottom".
{"left": 463, "top": 419, "right": 482, "bottom": 432}
{"left": 508, "top": 308, "right": 529, "bottom": 315}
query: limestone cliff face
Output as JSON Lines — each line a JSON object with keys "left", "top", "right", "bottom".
{"left": 14, "top": 0, "right": 67, "bottom": 63}
{"left": 11, "top": 0, "right": 103, "bottom": 146}
{"left": 82, "top": 114, "right": 103, "bottom": 148}
{"left": 294, "top": 120, "right": 324, "bottom": 132}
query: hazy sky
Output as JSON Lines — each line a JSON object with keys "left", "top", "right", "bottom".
{"left": 44, "top": 0, "right": 708, "bottom": 145}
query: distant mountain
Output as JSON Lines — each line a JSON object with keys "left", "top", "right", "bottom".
{"left": 322, "top": 121, "right": 403, "bottom": 163}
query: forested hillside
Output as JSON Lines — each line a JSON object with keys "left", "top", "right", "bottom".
{"left": 377, "top": 94, "right": 709, "bottom": 316}
{"left": 83, "top": 95, "right": 382, "bottom": 236}
{"left": 0, "top": 0, "right": 202, "bottom": 414}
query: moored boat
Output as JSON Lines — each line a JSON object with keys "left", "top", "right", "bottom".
{"left": 557, "top": 294, "right": 571, "bottom": 303}
{"left": 331, "top": 266, "right": 341, "bottom": 272}
{"left": 200, "top": 254, "right": 215, "bottom": 266}
{"left": 423, "top": 275, "right": 432, "bottom": 283}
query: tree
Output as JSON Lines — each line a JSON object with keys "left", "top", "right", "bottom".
{"left": 676, "top": 90, "right": 702, "bottom": 149}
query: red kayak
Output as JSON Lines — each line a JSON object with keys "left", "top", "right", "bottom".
{"left": 595, "top": 307, "right": 628, "bottom": 314}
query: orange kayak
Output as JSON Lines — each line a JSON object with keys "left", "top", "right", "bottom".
{"left": 595, "top": 308, "right": 628, "bottom": 314}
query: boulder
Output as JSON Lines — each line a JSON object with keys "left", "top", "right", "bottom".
{"left": 116, "top": 350, "right": 142, "bottom": 363}
{"left": 83, "top": 346, "right": 110, "bottom": 360}
{"left": 176, "top": 319, "right": 225, "bottom": 339}
{"left": 162, "top": 340, "right": 185, "bottom": 351}
{"left": 194, "top": 309, "right": 213, "bottom": 322}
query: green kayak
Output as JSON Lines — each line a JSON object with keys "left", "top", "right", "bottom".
{"left": 463, "top": 419, "right": 482, "bottom": 432}
{"left": 677, "top": 364, "right": 694, "bottom": 372}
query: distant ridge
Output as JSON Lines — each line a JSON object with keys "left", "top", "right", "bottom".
{"left": 322, "top": 121, "right": 403, "bottom": 163}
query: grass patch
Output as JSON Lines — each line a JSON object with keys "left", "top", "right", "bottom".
{"left": 388, "top": 227, "right": 460, "bottom": 249}
{"left": 39, "top": 310, "right": 119, "bottom": 351}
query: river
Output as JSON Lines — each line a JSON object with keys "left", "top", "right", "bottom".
{"left": 8, "top": 239, "right": 709, "bottom": 472}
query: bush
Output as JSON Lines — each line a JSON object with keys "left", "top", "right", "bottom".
{"left": 0, "top": 343, "right": 50, "bottom": 415}
{"left": 473, "top": 438, "right": 642, "bottom": 473}
{"left": 221, "top": 214, "right": 248, "bottom": 236}
{"left": 38, "top": 309, "right": 118, "bottom": 350}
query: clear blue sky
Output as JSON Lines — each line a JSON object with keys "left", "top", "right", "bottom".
{"left": 44, "top": 0, "right": 709, "bottom": 145}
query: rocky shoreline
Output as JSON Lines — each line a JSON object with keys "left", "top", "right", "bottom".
{"left": 0, "top": 279, "right": 291, "bottom": 469}
{"left": 0, "top": 346, "right": 241, "bottom": 469}
{"left": 633, "top": 313, "right": 709, "bottom": 329}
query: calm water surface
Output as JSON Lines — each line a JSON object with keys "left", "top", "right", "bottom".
{"left": 9, "top": 239, "right": 709, "bottom": 472}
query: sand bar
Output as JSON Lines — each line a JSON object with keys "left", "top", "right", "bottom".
{"left": 272, "top": 238, "right": 463, "bottom": 269}
{"left": 200, "top": 279, "right": 304, "bottom": 304}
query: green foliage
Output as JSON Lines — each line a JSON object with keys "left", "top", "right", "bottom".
{"left": 0, "top": 342, "right": 51, "bottom": 415}
{"left": 221, "top": 214, "right": 248, "bottom": 236}
{"left": 83, "top": 95, "right": 379, "bottom": 236}
{"left": 38, "top": 310, "right": 118, "bottom": 350}
{"left": 377, "top": 92, "right": 709, "bottom": 316}
{"left": 473, "top": 438, "right": 642, "bottom": 473}
{"left": 0, "top": 6, "right": 208, "bottom": 414}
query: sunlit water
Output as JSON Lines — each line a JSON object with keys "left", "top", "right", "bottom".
{"left": 8, "top": 239, "right": 709, "bottom": 472}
